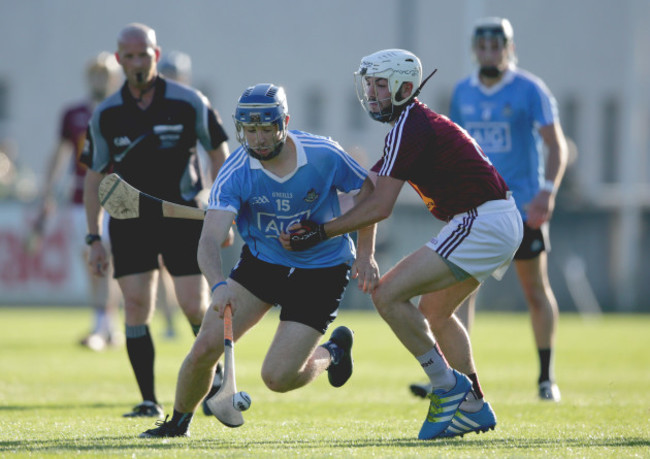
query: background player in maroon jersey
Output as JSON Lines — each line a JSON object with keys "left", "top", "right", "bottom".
{"left": 33, "top": 52, "right": 122, "bottom": 351}
{"left": 282, "top": 49, "right": 523, "bottom": 440}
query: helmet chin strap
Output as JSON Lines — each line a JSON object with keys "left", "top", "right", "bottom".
{"left": 246, "top": 141, "right": 285, "bottom": 161}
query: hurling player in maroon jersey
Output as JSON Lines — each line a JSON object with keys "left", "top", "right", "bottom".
{"left": 282, "top": 49, "right": 523, "bottom": 440}
{"left": 33, "top": 52, "right": 123, "bottom": 351}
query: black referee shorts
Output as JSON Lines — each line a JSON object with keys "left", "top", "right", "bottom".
{"left": 109, "top": 216, "right": 203, "bottom": 278}
{"left": 229, "top": 245, "right": 350, "bottom": 334}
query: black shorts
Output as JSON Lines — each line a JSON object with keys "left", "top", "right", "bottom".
{"left": 109, "top": 216, "right": 203, "bottom": 278}
{"left": 514, "top": 223, "right": 550, "bottom": 260}
{"left": 229, "top": 245, "right": 350, "bottom": 334}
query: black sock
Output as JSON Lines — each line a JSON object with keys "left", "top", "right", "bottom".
{"left": 126, "top": 325, "right": 157, "bottom": 404}
{"left": 538, "top": 348, "right": 553, "bottom": 383}
{"left": 171, "top": 409, "right": 193, "bottom": 432}
{"left": 467, "top": 373, "right": 484, "bottom": 399}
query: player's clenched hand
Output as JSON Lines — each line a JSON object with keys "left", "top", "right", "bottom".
{"left": 281, "top": 219, "right": 328, "bottom": 251}
{"left": 87, "top": 243, "right": 109, "bottom": 277}
{"left": 526, "top": 191, "right": 554, "bottom": 229}
{"left": 351, "top": 254, "right": 380, "bottom": 293}
{"left": 211, "top": 282, "right": 237, "bottom": 318}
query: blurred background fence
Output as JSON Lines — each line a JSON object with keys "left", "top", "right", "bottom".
{"left": 1, "top": 0, "right": 648, "bottom": 311}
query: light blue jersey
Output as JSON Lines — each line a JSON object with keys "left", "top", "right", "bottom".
{"left": 209, "top": 130, "right": 368, "bottom": 268}
{"left": 450, "top": 65, "right": 559, "bottom": 221}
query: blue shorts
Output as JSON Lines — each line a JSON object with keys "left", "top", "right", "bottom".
{"left": 229, "top": 245, "right": 350, "bottom": 334}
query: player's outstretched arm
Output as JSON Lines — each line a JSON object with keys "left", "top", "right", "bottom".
{"left": 324, "top": 175, "right": 399, "bottom": 239}
{"left": 280, "top": 175, "right": 397, "bottom": 252}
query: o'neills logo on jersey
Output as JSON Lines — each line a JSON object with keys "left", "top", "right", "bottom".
{"left": 113, "top": 136, "right": 131, "bottom": 147}
{"left": 303, "top": 189, "right": 319, "bottom": 203}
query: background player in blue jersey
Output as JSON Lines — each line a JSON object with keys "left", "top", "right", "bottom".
{"left": 409, "top": 17, "right": 568, "bottom": 402}
{"left": 140, "top": 83, "right": 379, "bottom": 438}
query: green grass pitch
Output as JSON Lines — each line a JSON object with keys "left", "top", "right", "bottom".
{"left": 1, "top": 307, "right": 649, "bottom": 458}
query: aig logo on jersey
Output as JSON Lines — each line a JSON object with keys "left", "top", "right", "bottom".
{"left": 465, "top": 122, "right": 511, "bottom": 153}
{"left": 257, "top": 210, "right": 310, "bottom": 239}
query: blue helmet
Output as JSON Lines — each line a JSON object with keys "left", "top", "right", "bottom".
{"left": 233, "top": 83, "right": 289, "bottom": 161}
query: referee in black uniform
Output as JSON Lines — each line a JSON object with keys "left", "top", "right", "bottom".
{"left": 82, "top": 23, "right": 231, "bottom": 418}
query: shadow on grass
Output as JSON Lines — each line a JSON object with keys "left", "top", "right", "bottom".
{"left": 0, "top": 402, "right": 123, "bottom": 411}
{"left": 1, "top": 435, "right": 649, "bottom": 453}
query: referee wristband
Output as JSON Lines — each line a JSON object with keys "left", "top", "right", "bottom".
{"left": 211, "top": 281, "right": 227, "bottom": 293}
{"left": 540, "top": 180, "right": 557, "bottom": 193}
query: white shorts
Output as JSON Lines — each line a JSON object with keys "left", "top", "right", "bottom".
{"left": 426, "top": 197, "right": 523, "bottom": 282}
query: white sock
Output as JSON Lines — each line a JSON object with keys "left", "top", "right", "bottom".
{"left": 416, "top": 346, "right": 456, "bottom": 391}
{"left": 459, "top": 388, "right": 484, "bottom": 413}
{"left": 92, "top": 309, "right": 107, "bottom": 334}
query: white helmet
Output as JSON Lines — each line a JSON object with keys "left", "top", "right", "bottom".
{"left": 354, "top": 49, "right": 422, "bottom": 122}
{"left": 473, "top": 17, "right": 514, "bottom": 45}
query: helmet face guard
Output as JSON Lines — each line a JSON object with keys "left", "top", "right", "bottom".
{"left": 473, "top": 17, "right": 513, "bottom": 45}
{"left": 354, "top": 70, "right": 397, "bottom": 123}
{"left": 233, "top": 84, "right": 288, "bottom": 161}
{"left": 354, "top": 49, "right": 422, "bottom": 123}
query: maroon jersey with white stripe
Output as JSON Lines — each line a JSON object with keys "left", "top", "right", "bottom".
{"left": 60, "top": 101, "right": 93, "bottom": 205}
{"left": 371, "top": 99, "right": 509, "bottom": 221}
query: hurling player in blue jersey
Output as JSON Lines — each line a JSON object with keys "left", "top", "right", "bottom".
{"left": 140, "top": 83, "right": 379, "bottom": 438}
{"left": 409, "top": 17, "right": 568, "bottom": 402}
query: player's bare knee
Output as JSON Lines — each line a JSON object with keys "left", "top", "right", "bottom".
{"left": 425, "top": 306, "right": 453, "bottom": 326}
{"left": 123, "top": 299, "right": 152, "bottom": 321}
{"left": 187, "top": 336, "right": 219, "bottom": 369}
{"left": 178, "top": 301, "right": 205, "bottom": 324}
{"left": 261, "top": 366, "right": 293, "bottom": 393}
{"left": 371, "top": 284, "right": 394, "bottom": 317}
